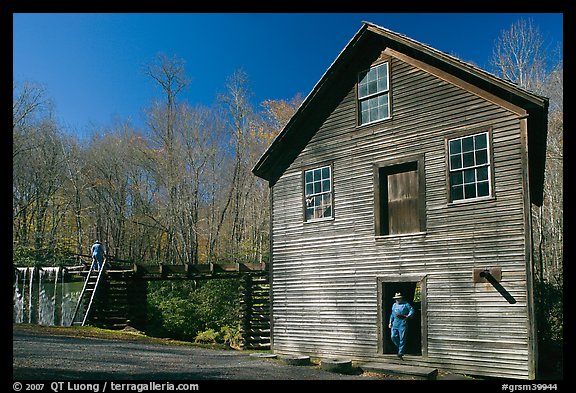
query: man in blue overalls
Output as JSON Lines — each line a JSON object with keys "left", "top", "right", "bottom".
{"left": 388, "top": 292, "right": 414, "bottom": 359}
{"left": 90, "top": 240, "right": 106, "bottom": 271}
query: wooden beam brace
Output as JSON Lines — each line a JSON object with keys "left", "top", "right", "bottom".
{"left": 383, "top": 47, "right": 528, "bottom": 117}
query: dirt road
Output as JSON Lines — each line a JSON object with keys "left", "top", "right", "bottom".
{"left": 12, "top": 325, "right": 381, "bottom": 381}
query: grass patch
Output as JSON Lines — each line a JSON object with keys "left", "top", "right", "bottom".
{"left": 12, "top": 323, "right": 230, "bottom": 350}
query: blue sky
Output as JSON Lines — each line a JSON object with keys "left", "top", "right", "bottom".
{"left": 13, "top": 13, "right": 563, "bottom": 137}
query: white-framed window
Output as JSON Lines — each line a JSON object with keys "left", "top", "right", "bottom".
{"left": 304, "top": 165, "right": 333, "bottom": 221}
{"left": 358, "top": 62, "right": 390, "bottom": 125}
{"left": 448, "top": 131, "right": 491, "bottom": 202}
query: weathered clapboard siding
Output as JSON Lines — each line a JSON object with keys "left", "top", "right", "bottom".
{"left": 269, "top": 56, "right": 535, "bottom": 379}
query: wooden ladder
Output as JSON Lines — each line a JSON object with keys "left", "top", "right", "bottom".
{"left": 70, "top": 259, "right": 107, "bottom": 326}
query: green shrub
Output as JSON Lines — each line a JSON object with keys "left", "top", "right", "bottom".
{"left": 194, "top": 329, "right": 219, "bottom": 344}
{"left": 220, "top": 325, "right": 244, "bottom": 349}
{"left": 146, "top": 278, "right": 242, "bottom": 342}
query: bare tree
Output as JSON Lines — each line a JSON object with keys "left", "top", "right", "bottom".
{"left": 491, "top": 17, "right": 563, "bottom": 282}
{"left": 13, "top": 118, "right": 66, "bottom": 256}
{"left": 13, "top": 81, "right": 52, "bottom": 155}
{"left": 144, "top": 53, "right": 191, "bottom": 264}
{"left": 59, "top": 134, "right": 89, "bottom": 257}
{"left": 173, "top": 104, "right": 222, "bottom": 264}
{"left": 491, "top": 18, "right": 563, "bottom": 375}
{"left": 536, "top": 62, "right": 563, "bottom": 283}
{"left": 491, "top": 18, "right": 547, "bottom": 92}
{"left": 212, "top": 69, "right": 256, "bottom": 261}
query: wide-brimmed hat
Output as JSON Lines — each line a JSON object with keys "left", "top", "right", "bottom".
{"left": 393, "top": 292, "right": 403, "bottom": 299}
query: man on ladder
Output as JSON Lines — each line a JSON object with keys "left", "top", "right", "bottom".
{"left": 91, "top": 240, "right": 106, "bottom": 271}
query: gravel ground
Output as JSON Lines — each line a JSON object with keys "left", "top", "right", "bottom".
{"left": 13, "top": 325, "right": 383, "bottom": 381}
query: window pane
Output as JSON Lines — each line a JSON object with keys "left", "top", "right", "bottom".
{"left": 475, "top": 149, "right": 488, "bottom": 165}
{"left": 322, "top": 193, "right": 331, "bottom": 206}
{"left": 464, "top": 169, "right": 476, "bottom": 184}
{"left": 451, "top": 171, "right": 463, "bottom": 185}
{"left": 361, "top": 98, "right": 371, "bottom": 110}
{"left": 360, "top": 99, "right": 371, "bottom": 115}
{"left": 314, "top": 181, "right": 322, "bottom": 194}
{"left": 368, "top": 68, "right": 377, "bottom": 82}
{"left": 313, "top": 169, "right": 321, "bottom": 181}
{"left": 305, "top": 183, "right": 313, "bottom": 196}
{"left": 378, "top": 94, "right": 389, "bottom": 106}
{"left": 477, "top": 181, "right": 490, "bottom": 197}
{"left": 464, "top": 183, "right": 476, "bottom": 199}
{"left": 305, "top": 208, "right": 313, "bottom": 221}
{"left": 358, "top": 71, "right": 369, "bottom": 98}
{"left": 316, "top": 195, "right": 323, "bottom": 207}
{"left": 377, "top": 63, "right": 389, "bottom": 91}
{"left": 361, "top": 109, "right": 370, "bottom": 124}
{"left": 451, "top": 185, "right": 464, "bottom": 201}
{"left": 462, "top": 136, "right": 474, "bottom": 152}
{"left": 370, "top": 107, "right": 378, "bottom": 122}
{"left": 368, "top": 80, "right": 378, "bottom": 96}
{"left": 322, "top": 180, "right": 331, "bottom": 193}
{"left": 474, "top": 133, "right": 487, "bottom": 149}
{"left": 477, "top": 166, "right": 489, "bottom": 181}
{"left": 379, "top": 104, "right": 389, "bottom": 120}
{"left": 378, "top": 94, "right": 389, "bottom": 119}
{"left": 449, "top": 139, "right": 461, "bottom": 154}
{"left": 463, "top": 152, "right": 474, "bottom": 167}
{"left": 358, "top": 83, "right": 368, "bottom": 98}
{"left": 450, "top": 154, "right": 462, "bottom": 170}
{"left": 305, "top": 170, "right": 313, "bottom": 183}
{"left": 322, "top": 166, "right": 330, "bottom": 180}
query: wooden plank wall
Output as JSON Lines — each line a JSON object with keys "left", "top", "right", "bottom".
{"left": 270, "top": 57, "right": 533, "bottom": 379}
{"left": 90, "top": 275, "right": 148, "bottom": 331}
{"left": 240, "top": 275, "right": 271, "bottom": 349}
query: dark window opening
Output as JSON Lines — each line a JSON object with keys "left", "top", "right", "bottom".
{"left": 376, "top": 160, "right": 424, "bottom": 236}
{"left": 381, "top": 280, "right": 423, "bottom": 356}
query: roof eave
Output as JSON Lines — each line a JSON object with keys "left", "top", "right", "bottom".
{"left": 363, "top": 21, "right": 548, "bottom": 108}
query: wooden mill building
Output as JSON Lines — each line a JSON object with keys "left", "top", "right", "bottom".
{"left": 252, "top": 22, "right": 548, "bottom": 379}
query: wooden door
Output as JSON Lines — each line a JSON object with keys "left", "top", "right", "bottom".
{"left": 387, "top": 168, "right": 419, "bottom": 235}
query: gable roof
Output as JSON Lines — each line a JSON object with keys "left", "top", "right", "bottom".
{"left": 252, "top": 21, "right": 548, "bottom": 206}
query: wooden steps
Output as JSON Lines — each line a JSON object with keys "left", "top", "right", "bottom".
{"left": 360, "top": 362, "right": 438, "bottom": 380}
{"left": 70, "top": 267, "right": 105, "bottom": 326}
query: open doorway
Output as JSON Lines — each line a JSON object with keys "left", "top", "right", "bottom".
{"left": 377, "top": 276, "right": 426, "bottom": 356}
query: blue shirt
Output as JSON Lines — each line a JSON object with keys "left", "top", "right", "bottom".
{"left": 389, "top": 301, "right": 415, "bottom": 328}
{"left": 91, "top": 243, "right": 104, "bottom": 260}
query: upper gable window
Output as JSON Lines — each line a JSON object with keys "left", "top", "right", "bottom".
{"left": 358, "top": 62, "right": 390, "bottom": 125}
{"left": 448, "top": 131, "right": 492, "bottom": 202}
